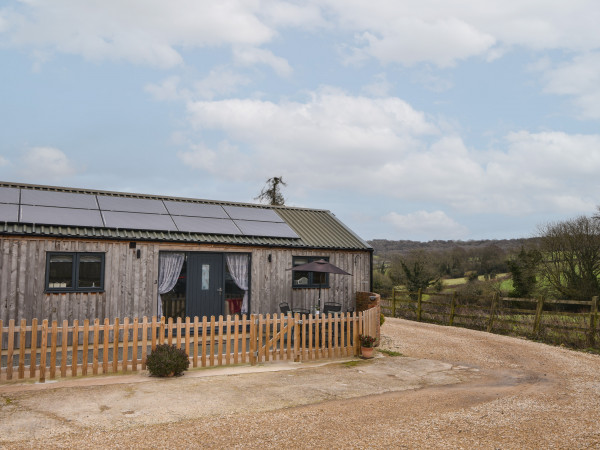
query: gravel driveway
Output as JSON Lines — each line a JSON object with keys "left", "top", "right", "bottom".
{"left": 2, "top": 317, "right": 600, "bottom": 448}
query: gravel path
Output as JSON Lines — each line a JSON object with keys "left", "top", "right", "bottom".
{"left": 2, "top": 317, "right": 600, "bottom": 448}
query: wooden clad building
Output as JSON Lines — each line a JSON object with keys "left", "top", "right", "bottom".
{"left": 0, "top": 182, "right": 372, "bottom": 323}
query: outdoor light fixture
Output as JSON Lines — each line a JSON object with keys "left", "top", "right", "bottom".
{"left": 268, "top": 254, "right": 272, "bottom": 262}
{"left": 136, "top": 249, "right": 141, "bottom": 259}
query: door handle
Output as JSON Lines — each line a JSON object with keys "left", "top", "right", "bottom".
{"left": 217, "top": 287, "right": 223, "bottom": 295}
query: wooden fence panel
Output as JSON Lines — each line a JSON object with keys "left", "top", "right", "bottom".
{"left": 384, "top": 289, "right": 599, "bottom": 349}
{"left": 1, "top": 307, "right": 377, "bottom": 383}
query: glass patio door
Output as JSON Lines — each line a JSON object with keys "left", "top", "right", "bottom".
{"left": 186, "top": 253, "right": 224, "bottom": 318}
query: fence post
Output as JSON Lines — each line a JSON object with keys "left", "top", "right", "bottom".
{"left": 417, "top": 289, "right": 423, "bottom": 322}
{"left": 449, "top": 291, "right": 457, "bottom": 326}
{"left": 392, "top": 289, "right": 396, "bottom": 318}
{"left": 293, "top": 313, "right": 301, "bottom": 362}
{"left": 487, "top": 293, "right": 499, "bottom": 333}
{"left": 587, "top": 296, "right": 598, "bottom": 348}
{"left": 39, "top": 319, "right": 48, "bottom": 383}
{"left": 7, "top": 320, "right": 14, "bottom": 380}
{"left": 159, "top": 316, "right": 165, "bottom": 345}
{"left": 533, "top": 296, "right": 545, "bottom": 336}
{"left": 249, "top": 314, "right": 257, "bottom": 366}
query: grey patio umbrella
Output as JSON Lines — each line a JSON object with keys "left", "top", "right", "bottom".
{"left": 288, "top": 259, "right": 351, "bottom": 310}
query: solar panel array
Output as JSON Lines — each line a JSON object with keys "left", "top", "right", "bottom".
{"left": 0, "top": 187, "right": 299, "bottom": 239}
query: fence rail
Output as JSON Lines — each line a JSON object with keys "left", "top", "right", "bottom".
{"left": 0, "top": 305, "right": 380, "bottom": 383}
{"left": 382, "top": 289, "right": 599, "bottom": 349}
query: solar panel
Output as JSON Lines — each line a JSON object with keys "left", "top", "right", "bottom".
{"left": 102, "top": 211, "right": 176, "bottom": 231}
{"left": 223, "top": 205, "right": 284, "bottom": 222}
{"left": 234, "top": 220, "right": 299, "bottom": 238}
{"left": 0, "top": 203, "right": 19, "bottom": 222}
{"left": 21, "top": 189, "right": 98, "bottom": 209}
{"left": 172, "top": 216, "right": 241, "bottom": 234}
{"left": 164, "top": 201, "right": 228, "bottom": 218}
{"left": 0, "top": 187, "right": 20, "bottom": 204}
{"left": 21, "top": 205, "right": 104, "bottom": 227}
{"left": 97, "top": 196, "right": 167, "bottom": 214}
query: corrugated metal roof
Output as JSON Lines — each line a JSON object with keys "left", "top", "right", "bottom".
{"left": 0, "top": 182, "right": 371, "bottom": 251}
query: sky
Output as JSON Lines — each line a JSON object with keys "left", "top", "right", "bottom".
{"left": 1, "top": 1, "right": 600, "bottom": 242}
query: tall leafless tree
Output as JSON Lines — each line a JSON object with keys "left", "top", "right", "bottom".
{"left": 537, "top": 214, "right": 600, "bottom": 300}
{"left": 255, "top": 176, "right": 287, "bottom": 206}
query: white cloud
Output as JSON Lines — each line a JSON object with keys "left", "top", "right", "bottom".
{"left": 362, "top": 73, "right": 392, "bottom": 97}
{"left": 193, "top": 68, "right": 250, "bottom": 100}
{"left": 260, "top": 2, "right": 326, "bottom": 29}
{"left": 1, "top": 1, "right": 276, "bottom": 68}
{"left": 181, "top": 89, "right": 600, "bottom": 216}
{"left": 542, "top": 52, "right": 600, "bottom": 120}
{"left": 20, "top": 147, "right": 79, "bottom": 181}
{"left": 324, "top": 0, "right": 600, "bottom": 66}
{"left": 4, "top": 0, "right": 599, "bottom": 72}
{"left": 357, "top": 18, "right": 496, "bottom": 68}
{"left": 178, "top": 141, "right": 250, "bottom": 178}
{"left": 233, "top": 47, "right": 292, "bottom": 77}
{"left": 383, "top": 210, "right": 469, "bottom": 240}
{"left": 146, "top": 69, "right": 251, "bottom": 102}
{"left": 185, "top": 88, "right": 437, "bottom": 186}
{"left": 0, "top": 155, "right": 9, "bottom": 167}
{"left": 145, "top": 76, "right": 187, "bottom": 101}
{"left": 376, "top": 131, "right": 600, "bottom": 215}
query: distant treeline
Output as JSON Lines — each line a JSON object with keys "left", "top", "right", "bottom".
{"left": 368, "top": 238, "right": 539, "bottom": 256}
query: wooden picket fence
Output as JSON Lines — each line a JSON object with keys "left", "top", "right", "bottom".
{"left": 0, "top": 305, "right": 380, "bottom": 383}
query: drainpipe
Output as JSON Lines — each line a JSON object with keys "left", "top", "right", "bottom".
{"left": 369, "top": 249, "right": 374, "bottom": 293}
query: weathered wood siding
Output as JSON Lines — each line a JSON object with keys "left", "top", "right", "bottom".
{"left": 0, "top": 236, "right": 159, "bottom": 323}
{"left": 0, "top": 236, "right": 371, "bottom": 322}
{"left": 249, "top": 248, "right": 370, "bottom": 314}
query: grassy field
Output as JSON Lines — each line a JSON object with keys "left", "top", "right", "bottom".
{"left": 441, "top": 274, "right": 513, "bottom": 293}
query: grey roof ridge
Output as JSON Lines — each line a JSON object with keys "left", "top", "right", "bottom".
{"left": 0, "top": 180, "right": 330, "bottom": 213}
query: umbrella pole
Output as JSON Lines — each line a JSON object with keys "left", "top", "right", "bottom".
{"left": 319, "top": 283, "right": 322, "bottom": 311}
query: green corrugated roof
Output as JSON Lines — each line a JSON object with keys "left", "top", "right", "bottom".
{"left": 0, "top": 182, "right": 371, "bottom": 251}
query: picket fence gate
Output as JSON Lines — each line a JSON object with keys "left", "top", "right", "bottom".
{"left": 0, "top": 306, "right": 380, "bottom": 383}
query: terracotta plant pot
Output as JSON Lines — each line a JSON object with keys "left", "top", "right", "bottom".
{"left": 361, "top": 346, "right": 374, "bottom": 359}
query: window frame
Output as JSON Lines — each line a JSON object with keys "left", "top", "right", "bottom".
{"left": 292, "top": 256, "right": 330, "bottom": 289}
{"left": 45, "top": 252, "right": 105, "bottom": 293}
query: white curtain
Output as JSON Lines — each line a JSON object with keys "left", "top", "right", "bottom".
{"left": 157, "top": 252, "right": 185, "bottom": 318}
{"left": 226, "top": 254, "right": 249, "bottom": 315}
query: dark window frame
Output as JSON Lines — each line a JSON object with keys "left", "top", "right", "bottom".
{"left": 45, "top": 252, "right": 105, "bottom": 293}
{"left": 292, "top": 256, "right": 330, "bottom": 289}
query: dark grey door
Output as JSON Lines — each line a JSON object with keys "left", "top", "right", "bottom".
{"left": 186, "top": 253, "right": 224, "bottom": 318}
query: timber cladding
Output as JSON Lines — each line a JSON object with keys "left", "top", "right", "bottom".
{"left": 0, "top": 236, "right": 371, "bottom": 324}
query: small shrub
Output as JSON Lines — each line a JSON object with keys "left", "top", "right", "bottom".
{"left": 380, "top": 313, "right": 386, "bottom": 326}
{"left": 146, "top": 344, "right": 190, "bottom": 377}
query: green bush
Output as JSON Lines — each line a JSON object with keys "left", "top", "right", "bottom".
{"left": 146, "top": 344, "right": 190, "bottom": 377}
{"left": 380, "top": 313, "right": 385, "bottom": 326}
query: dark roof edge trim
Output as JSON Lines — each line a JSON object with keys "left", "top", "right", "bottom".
{"left": 0, "top": 230, "right": 370, "bottom": 252}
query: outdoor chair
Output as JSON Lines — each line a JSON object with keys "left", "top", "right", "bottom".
{"left": 323, "top": 302, "right": 342, "bottom": 314}
{"left": 279, "top": 302, "right": 291, "bottom": 315}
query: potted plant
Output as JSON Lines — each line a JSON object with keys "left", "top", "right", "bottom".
{"left": 359, "top": 334, "right": 377, "bottom": 359}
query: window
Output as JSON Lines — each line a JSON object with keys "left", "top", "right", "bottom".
{"left": 46, "top": 252, "right": 105, "bottom": 292}
{"left": 292, "top": 256, "right": 329, "bottom": 288}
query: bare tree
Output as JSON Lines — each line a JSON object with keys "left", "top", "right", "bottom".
{"left": 255, "top": 177, "right": 287, "bottom": 206}
{"left": 537, "top": 215, "right": 600, "bottom": 300}
{"left": 389, "top": 250, "right": 439, "bottom": 299}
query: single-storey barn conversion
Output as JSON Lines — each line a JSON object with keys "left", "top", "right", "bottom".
{"left": 0, "top": 182, "right": 372, "bottom": 324}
